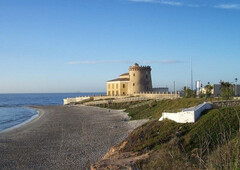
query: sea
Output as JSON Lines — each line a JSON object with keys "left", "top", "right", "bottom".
{"left": 0, "top": 93, "right": 104, "bottom": 132}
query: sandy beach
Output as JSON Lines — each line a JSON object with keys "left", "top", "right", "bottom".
{"left": 0, "top": 105, "right": 145, "bottom": 170}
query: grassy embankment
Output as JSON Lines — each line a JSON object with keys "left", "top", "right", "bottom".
{"left": 98, "top": 98, "right": 240, "bottom": 169}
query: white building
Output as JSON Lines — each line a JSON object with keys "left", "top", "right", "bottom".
{"left": 201, "top": 84, "right": 240, "bottom": 97}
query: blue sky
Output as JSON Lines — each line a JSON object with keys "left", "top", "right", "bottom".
{"left": 0, "top": 0, "right": 240, "bottom": 93}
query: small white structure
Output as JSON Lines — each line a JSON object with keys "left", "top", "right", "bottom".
{"left": 159, "top": 102, "right": 212, "bottom": 123}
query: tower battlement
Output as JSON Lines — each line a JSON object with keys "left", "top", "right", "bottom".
{"left": 129, "top": 63, "right": 151, "bottom": 71}
{"left": 128, "top": 63, "right": 152, "bottom": 94}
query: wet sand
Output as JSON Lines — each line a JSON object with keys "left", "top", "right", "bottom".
{"left": 0, "top": 105, "right": 143, "bottom": 170}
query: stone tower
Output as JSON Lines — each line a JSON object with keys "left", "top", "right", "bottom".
{"left": 128, "top": 63, "right": 152, "bottom": 94}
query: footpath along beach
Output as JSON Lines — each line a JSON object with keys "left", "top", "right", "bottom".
{"left": 0, "top": 105, "right": 146, "bottom": 169}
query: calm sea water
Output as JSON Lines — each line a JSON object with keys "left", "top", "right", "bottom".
{"left": 0, "top": 93, "right": 104, "bottom": 132}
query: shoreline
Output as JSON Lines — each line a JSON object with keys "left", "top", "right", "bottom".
{"left": 0, "top": 106, "right": 45, "bottom": 135}
{"left": 0, "top": 105, "right": 146, "bottom": 169}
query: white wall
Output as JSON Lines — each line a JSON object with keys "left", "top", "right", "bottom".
{"left": 63, "top": 96, "right": 90, "bottom": 105}
{"left": 159, "top": 111, "right": 194, "bottom": 123}
{"left": 159, "top": 102, "right": 212, "bottom": 123}
{"left": 193, "top": 103, "right": 212, "bottom": 121}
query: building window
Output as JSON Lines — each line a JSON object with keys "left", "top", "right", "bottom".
{"left": 116, "top": 84, "right": 118, "bottom": 89}
{"left": 133, "top": 83, "right": 135, "bottom": 86}
{"left": 108, "top": 84, "right": 110, "bottom": 89}
{"left": 133, "top": 73, "right": 135, "bottom": 76}
{"left": 147, "top": 86, "right": 148, "bottom": 90}
{"left": 116, "top": 91, "right": 119, "bottom": 96}
{"left": 123, "top": 92, "right": 125, "bottom": 95}
{"left": 108, "top": 91, "right": 111, "bottom": 96}
{"left": 112, "top": 91, "right": 114, "bottom": 96}
{"left": 123, "top": 84, "right": 125, "bottom": 88}
{"left": 146, "top": 75, "right": 148, "bottom": 79}
{"left": 112, "top": 84, "right": 114, "bottom": 89}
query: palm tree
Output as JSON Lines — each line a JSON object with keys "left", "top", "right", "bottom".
{"left": 205, "top": 84, "right": 213, "bottom": 98}
{"left": 220, "top": 81, "right": 234, "bottom": 100}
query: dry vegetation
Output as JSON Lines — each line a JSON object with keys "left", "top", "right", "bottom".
{"left": 95, "top": 98, "right": 240, "bottom": 169}
{"left": 132, "top": 107, "right": 240, "bottom": 169}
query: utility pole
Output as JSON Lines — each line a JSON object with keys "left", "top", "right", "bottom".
{"left": 173, "top": 81, "right": 176, "bottom": 94}
{"left": 235, "top": 78, "right": 238, "bottom": 96}
{"left": 185, "top": 80, "right": 188, "bottom": 97}
{"left": 191, "top": 57, "right": 193, "bottom": 96}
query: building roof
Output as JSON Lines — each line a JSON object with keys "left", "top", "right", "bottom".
{"left": 107, "top": 78, "right": 129, "bottom": 82}
{"left": 119, "top": 73, "right": 129, "bottom": 76}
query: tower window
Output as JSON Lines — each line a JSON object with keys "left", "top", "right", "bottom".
{"left": 133, "top": 73, "right": 135, "bottom": 76}
{"left": 133, "top": 83, "right": 135, "bottom": 86}
{"left": 123, "top": 84, "right": 125, "bottom": 88}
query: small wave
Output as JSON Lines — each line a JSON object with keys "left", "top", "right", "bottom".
{"left": 0, "top": 119, "right": 17, "bottom": 124}
{"left": 0, "top": 104, "right": 23, "bottom": 107}
{"left": 0, "top": 103, "right": 52, "bottom": 107}
{"left": 0, "top": 113, "right": 39, "bottom": 133}
{"left": 0, "top": 114, "right": 33, "bottom": 124}
{"left": 0, "top": 104, "right": 13, "bottom": 107}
